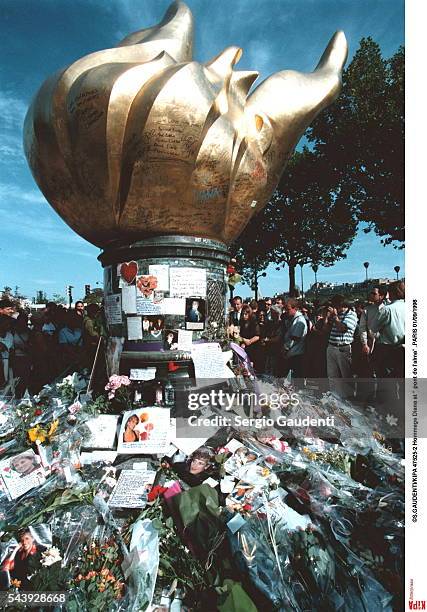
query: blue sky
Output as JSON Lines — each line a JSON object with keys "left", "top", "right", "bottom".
{"left": 0, "top": 0, "right": 404, "bottom": 301}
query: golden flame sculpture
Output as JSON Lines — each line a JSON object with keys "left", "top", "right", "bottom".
{"left": 24, "top": 0, "right": 348, "bottom": 248}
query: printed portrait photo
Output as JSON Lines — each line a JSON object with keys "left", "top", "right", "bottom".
{"left": 142, "top": 315, "right": 165, "bottom": 341}
{"left": 185, "top": 298, "right": 206, "bottom": 331}
{"left": 163, "top": 329, "right": 178, "bottom": 351}
{"left": 0, "top": 525, "right": 51, "bottom": 591}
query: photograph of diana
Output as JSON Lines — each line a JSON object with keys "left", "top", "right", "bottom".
{"left": 0, "top": 527, "right": 47, "bottom": 590}
{"left": 122, "top": 414, "right": 139, "bottom": 443}
{"left": 10, "top": 451, "right": 41, "bottom": 477}
{"left": 185, "top": 298, "right": 206, "bottom": 331}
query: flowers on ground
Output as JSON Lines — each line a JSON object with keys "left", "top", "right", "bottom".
{"left": 147, "top": 485, "right": 168, "bottom": 502}
{"left": 41, "top": 546, "right": 62, "bottom": 567}
{"left": 105, "top": 375, "right": 131, "bottom": 400}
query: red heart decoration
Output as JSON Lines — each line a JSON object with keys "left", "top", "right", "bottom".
{"left": 120, "top": 261, "right": 138, "bottom": 284}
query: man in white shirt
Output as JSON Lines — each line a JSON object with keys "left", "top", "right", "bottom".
{"left": 358, "top": 286, "right": 386, "bottom": 402}
{"left": 278, "top": 299, "right": 307, "bottom": 385}
{"left": 371, "top": 281, "right": 405, "bottom": 432}
{"left": 359, "top": 287, "right": 386, "bottom": 353}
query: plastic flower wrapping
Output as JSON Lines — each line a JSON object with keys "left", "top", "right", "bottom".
{"left": 0, "top": 362, "right": 404, "bottom": 611}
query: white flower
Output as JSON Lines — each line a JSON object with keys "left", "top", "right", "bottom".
{"left": 41, "top": 546, "right": 62, "bottom": 567}
{"left": 385, "top": 414, "right": 398, "bottom": 427}
{"left": 269, "top": 473, "right": 280, "bottom": 485}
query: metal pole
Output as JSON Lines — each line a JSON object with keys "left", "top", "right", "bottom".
{"left": 363, "top": 261, "right": 369, "bottom": 284}
{"left": 300, "top": 264, "right": 304, "bottom": 301}
{"left": 312, "top": 264, "right": 319, "bottom": 299}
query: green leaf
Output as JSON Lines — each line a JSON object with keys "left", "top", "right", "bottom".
{"left": 218, "top": 580, "right": 258, "bottom": 612}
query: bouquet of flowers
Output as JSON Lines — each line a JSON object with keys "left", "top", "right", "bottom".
{"left": 104, "top": 375, "right": 133, "bottom": 412}
{"left": 68, "top": 536, "right": 126, "bottom": 611}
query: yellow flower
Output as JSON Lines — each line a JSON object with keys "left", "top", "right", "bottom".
{"left": 28, "top": 426, "right": 46, "bottom": 444}
{"left": 48, "top": 419, "right": 59, "bottom": 438}
{"left": 302, "top": 447, "right": 316, "bottom": 460}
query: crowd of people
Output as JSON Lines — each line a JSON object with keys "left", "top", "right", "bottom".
{"left": 0, "top": 299, "right": 106, "bottom": 397}
{"left": 227, "top": 281, "right": 405, "bottom": 411}
{"left": 1, "top": 280, "right": 405, "bottom": 414}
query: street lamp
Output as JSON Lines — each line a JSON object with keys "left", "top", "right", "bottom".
{"left": 67, "top": 285, "right": 74, "bottom": 308}
{"left": 257, "top": 271, "right": 267, "bottom": 300}
{"left": 363, "top": 261, "right": 369, "bottom": 284}
{"left": 394, "top": 265, "right": 400, "bottom": 280}
{"left": 311, "top": 264, "right": 319, "bottom": 297}
{"left": 300, "top": 264, "right": 304, "bottom": 301}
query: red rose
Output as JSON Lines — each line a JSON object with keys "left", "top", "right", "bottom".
{"left": 147, "top": 485, "right": 168, "bottom": 502}
{"left": 265, "top": 455, "right": 277, "bottom": 464}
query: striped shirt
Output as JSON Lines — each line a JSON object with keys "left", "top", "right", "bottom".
{"left": 329, "top": 309, "right": 357, "bottom": 346}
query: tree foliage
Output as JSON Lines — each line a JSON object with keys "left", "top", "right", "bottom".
{"left": 232, "top": 223, "right": 271, "bottom": 297}
{"left": 274, "top": 148, "right": 358, "bottom": 265}
{"left": 51, "top": 293, "right": 66, "bottom": 305}
{"left": 307, "top": 38, "right": 404, "bottom": 246}
{"left": 84, "top": 288, "right": 104, "bottom": 305}
{"left": 233, "top": 149, "right": 358, "bottom": 293}
{"left": 233, "top": 37, "right": 404, "bottom": 295}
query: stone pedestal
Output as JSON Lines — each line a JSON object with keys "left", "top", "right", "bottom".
{"left": 98, "top": 235, "right": 229, "bottom": 375}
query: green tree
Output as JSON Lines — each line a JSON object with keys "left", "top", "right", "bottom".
{"left": 51, "top": 293, "right": 66, "bottom": 305}
{"left": 232, "top": 224, "right": 271, "bottom": 300}
{"left": 35, "top": 290, "right": 48, "bottom": 304}
{"left": 234, "top": 149, "right": 358, "bottom": 295}
{"left": 307, "top": 38, "right": 404, "bottom": 246}
{"left": 271, "top": 150, "right": 358, "bottom": 294}
{"left": 84, "top": 287, "right": 104, "bottom": 305}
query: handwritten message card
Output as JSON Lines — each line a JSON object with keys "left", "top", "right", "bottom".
{"left": 105, "top": 294, "right": 122, "bottom": 324}
{"left": 191, "top": 343, "right": 235, "bottom": 379}
{"left": 82, "top": 414, "right": 119, "bottom": 449}
{"left": 148, "top": 265, "right": 169, "bottom": 291}
{"left": 127, "top": 316, "right": 143, "bottom": 340}
{"left": 169, "top": 267, "right": 207, "bottom": 297}
{"left": 108, "top": 469, "right": 156, "bottom": 508}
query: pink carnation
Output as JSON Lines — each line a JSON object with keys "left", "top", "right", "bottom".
{"left": 68, "top": 401, "right": 82, "bottom": 415}
{"left": 105, "top": 375, "right": 131, "bottom": 397}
